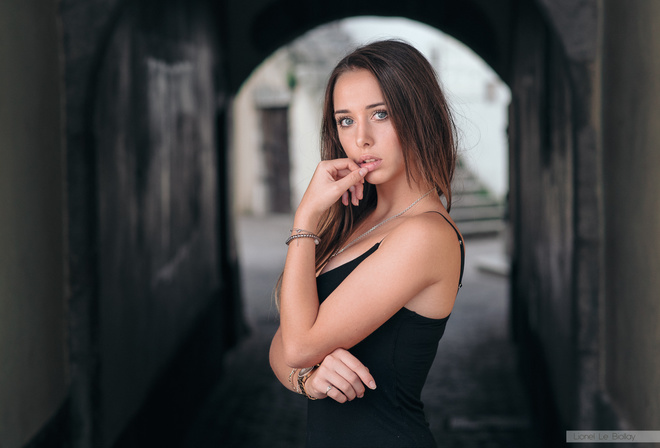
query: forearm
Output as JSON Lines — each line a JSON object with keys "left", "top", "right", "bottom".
{"left": 278, "top": 161, "right": 367, "bottom": 366}
{"left": 271, "top": 327, "right": 377, "bottom": 402}
{"left": 269, "top": 328, "right": 301, "bottom": 394}
{"left": 279, "top": 213, "right": 325, "bottom": 366}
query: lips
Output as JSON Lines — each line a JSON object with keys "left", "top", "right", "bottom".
{"left": 358, "top": 156, "right": 382, "bottom": 171}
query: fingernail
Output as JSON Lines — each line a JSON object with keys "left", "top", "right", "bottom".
{"left": 369, "top": 381, "right": 376, "bottom": 389}
{"left": 359, "top": 168, "right": 367, "bottom": 176}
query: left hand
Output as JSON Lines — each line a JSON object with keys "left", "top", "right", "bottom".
{"left": 304, "top": 348, "right": 376, "bottom": 402}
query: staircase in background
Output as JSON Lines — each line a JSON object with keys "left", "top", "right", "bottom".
{"left": 450, "top": 160, "right": 506, "bottom": 238}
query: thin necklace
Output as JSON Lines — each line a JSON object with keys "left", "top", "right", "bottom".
{"left": 330, "top": 188, "right": 434, "bottom": 258}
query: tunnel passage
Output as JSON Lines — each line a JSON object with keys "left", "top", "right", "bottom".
{"left": 72, "top": 0, "right": 599, "bottom": 446}
{"left": 4, "top": 0, "right": 614, "bottom": 447}
{"left": 220, "top": 0, "right": 602, "bottom": 440}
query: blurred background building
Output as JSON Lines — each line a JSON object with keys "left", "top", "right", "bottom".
{"left": 232, "top": 18, "right": 510, "bottom": 216}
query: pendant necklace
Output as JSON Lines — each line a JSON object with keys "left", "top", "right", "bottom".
{"left": 330, "top": 188, "right": 434, "bottom": 259}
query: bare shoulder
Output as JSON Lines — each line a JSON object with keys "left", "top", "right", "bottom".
{"left": 385, "top": 211, "right": 462, "bottom": 250}
{"left": 373, "top": 211, "right": 463, "bottom": 317}
{"left": 378, "top": 211, "right": 463, "bottom": 280}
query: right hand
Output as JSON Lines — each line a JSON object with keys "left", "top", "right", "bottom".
{"left": 304, "top": 348, "right": 377, "bottom": 403}
{"left": 294, "top": 159, "right": 368, "bottom": 227}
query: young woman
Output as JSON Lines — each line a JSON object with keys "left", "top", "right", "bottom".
{"left": 269, "top": 40, "right": 464, "bottom": 448}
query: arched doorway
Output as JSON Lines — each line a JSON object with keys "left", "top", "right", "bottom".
{"left": 216, "top": 1, "right": 603, "bottom": 444}
{"left": 52, "top": 1, "right": 605, "bottom": 447}
{"left": 183, "top": 16, "right": 544, "bottom": 448}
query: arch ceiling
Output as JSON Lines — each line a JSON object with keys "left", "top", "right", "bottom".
{"left": 225, "top": 0, "right": 515, "bottom": 92}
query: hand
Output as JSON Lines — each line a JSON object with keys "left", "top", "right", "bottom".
{"left": 295, "top": 159, "right": 368, "bottom": 226}
{"left": 304, "top": 348, "right": 377, "bottom": 402}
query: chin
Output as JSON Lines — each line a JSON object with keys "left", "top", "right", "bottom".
{"left": 365, "top": 170, "right": 403, "bottom": 186}
{"left": 364, "top": 172, "right": 383, "bottom": 184}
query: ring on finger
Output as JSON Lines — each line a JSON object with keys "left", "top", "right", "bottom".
{"left": 325, "top": 385, "right": 333, "bottom": 394}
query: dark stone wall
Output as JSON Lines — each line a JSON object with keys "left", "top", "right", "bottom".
{"left": 59, "top": 0, "right": 242, "bottom": 447}
{"left": 92, "top": 1, "right": 222, "bottom": 445}
{"left": 509, "top": 0, "right": 604, "bottom": 437}
{"left": 0, "top": 0, "right": 69, "bottom": 446}
{"left": 602, "top": 0, "right": 660, "bottom": 429}
{"left": 508, "top": 1, "right": 575, "bottom": 437}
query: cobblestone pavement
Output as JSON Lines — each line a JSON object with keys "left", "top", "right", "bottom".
{"left": 183, "top": 214, "right": 542, "bottom": 448}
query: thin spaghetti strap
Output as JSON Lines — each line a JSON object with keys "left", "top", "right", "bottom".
{"left": 425, "top": 211, "right": 465, "bottom": 290}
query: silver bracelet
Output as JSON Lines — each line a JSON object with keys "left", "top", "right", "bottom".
{"left": 290, "top": 227, "right": 315, "bottom": 235}
{"left": 285, "top": 233, "right": 320, "bottom": 246}
{"left": 288, "top": 368, "right": 301, "bottom": 393}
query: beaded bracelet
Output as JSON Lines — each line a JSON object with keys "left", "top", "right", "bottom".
{"left": 285, "top": 233, "right": 320, "bottom": 246}
{"left": 288, "top": 368, "right": 299, "bottom": 393}
{"left": 301, "top": 376, "right": 317, "bottom": 400}
{"left": 297, "top": 365, "right": 320, "bottom": 400}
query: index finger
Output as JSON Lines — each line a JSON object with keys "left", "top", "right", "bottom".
{"left": 326, "top": 157, "right": 362, "bottom": 174}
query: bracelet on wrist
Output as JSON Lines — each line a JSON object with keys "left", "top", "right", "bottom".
{"left": 297, "top": 364, "right": 320, "bottom": 400}
{"left": 285, "top": 233, "right": 320, "bottom": 246}
{"left": 291, "top": 227, "right": 315, "bottom": 235}
{"left": 288, "top": 368, "right": 299, "bottom": 393}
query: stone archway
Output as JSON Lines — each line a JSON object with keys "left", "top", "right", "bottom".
{"left": 226, "top": 0, "right": 603, "bottom": 438}
{"left": 13, "top": 1, "right": 660, "bottom": 447}
{"left": 55, "top": 0, "right": 605, "bottom": 446}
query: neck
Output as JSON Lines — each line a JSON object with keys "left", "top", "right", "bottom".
{"left": 372, "top": 181, "right": 433, "bottom": 218}
{"left": 330, "top": 182, "right": 435, "bottom": 259}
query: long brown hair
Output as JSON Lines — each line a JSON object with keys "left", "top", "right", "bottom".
{"left": 313, "top": 40, "right": 458, "bottom": 273}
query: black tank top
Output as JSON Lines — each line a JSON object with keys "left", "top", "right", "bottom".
{"left": 306, "top": 214, "right": 464, "bottom": 448}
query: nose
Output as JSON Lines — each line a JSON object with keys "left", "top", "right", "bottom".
{"left": 356, "top": 122, "right": 373, "bottom": 148}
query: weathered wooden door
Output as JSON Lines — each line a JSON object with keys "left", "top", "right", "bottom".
{"left": 259, "top": 106, "right": 291, "bottom": 213}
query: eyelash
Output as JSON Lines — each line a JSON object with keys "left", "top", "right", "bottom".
{"left": 373, "top": 110, "right": 388, "bottom": 120}
{"left": 336, "top": 116, "right": 353, "bottom": 127}
{"left": 336, "top": 110, "right": 389, "bottom": 128}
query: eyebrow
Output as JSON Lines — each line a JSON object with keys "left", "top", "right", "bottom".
{"left": 334, "top": 102, "right": 386, "bottom": 115}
